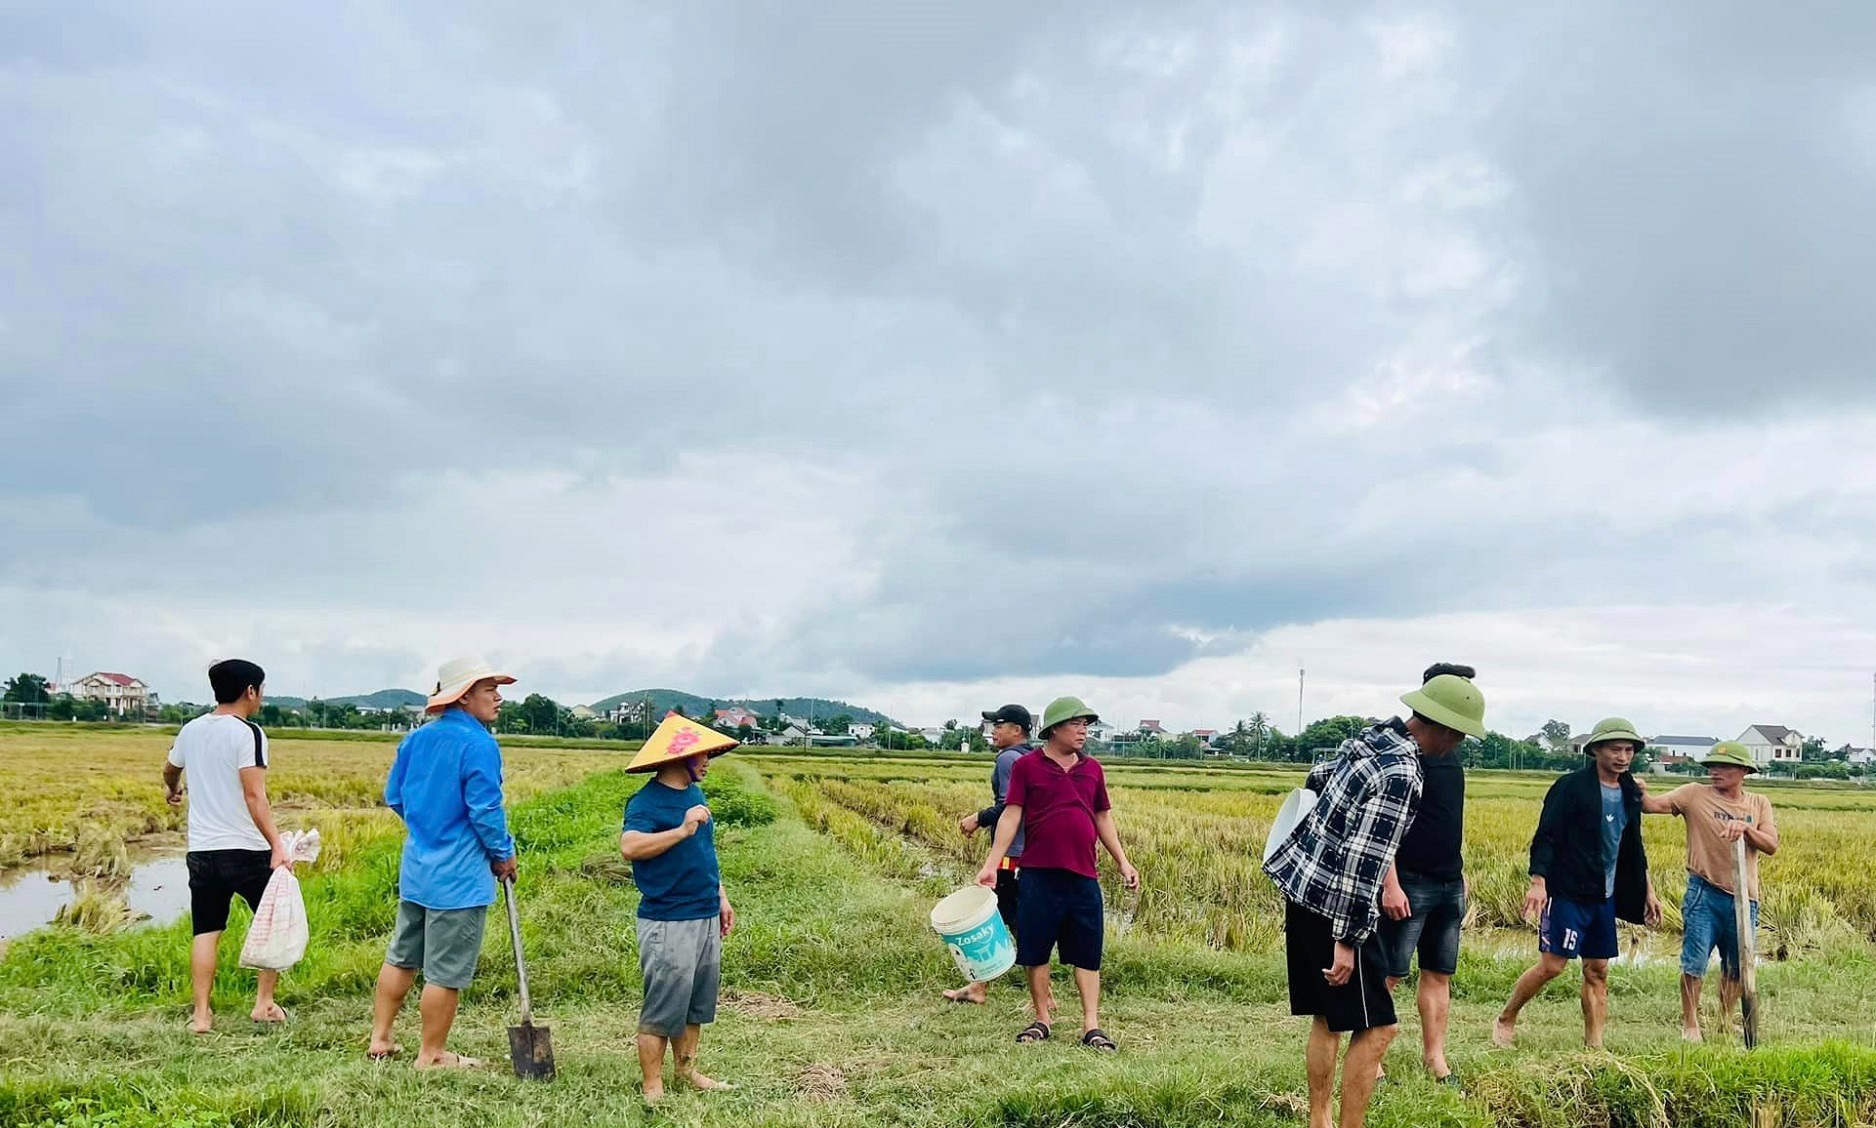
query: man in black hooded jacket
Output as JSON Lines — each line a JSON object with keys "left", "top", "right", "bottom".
{"left": 1493, "top": 717, "right": 1662, "bottom": 1049}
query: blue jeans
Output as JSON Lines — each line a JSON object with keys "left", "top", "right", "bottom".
{"left": 1680, "top": 874, "right": 1757, "bottom": 979}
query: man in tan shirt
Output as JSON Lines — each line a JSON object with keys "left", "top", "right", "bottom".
{"left": 1641, "top": 742, "right": 1778, "bottom": 1042}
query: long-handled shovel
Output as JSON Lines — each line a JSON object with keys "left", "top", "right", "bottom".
{"left": 503, "top": 876, "right": 555, "bottom": 1080}
{"left": 1733, "top": 835, "right": 1759, "bottom": 1049}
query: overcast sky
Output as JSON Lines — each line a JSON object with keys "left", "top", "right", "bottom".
{"left": 5, "top": 2, "right": 1876, "bottom": 742}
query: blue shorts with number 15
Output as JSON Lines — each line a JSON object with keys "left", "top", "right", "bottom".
{"left": 1538, "top": 893, "right": 1618, "bottom": 961}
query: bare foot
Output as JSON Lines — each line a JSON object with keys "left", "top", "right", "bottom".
{"left": 250, "top": 1003, "right": 287, "bottom": 1025}
{"left": 1681, "top": 1026, "right": 1704, "bottom": 1044}
{"left": 643, "top": 1083, "right": 666, "bottom": 1104}
{"left": 414, "top": 1052, "right": 484, "bottom": 1071}
{"left": 683, "top": 1070, "right": 735, "bottom": 1092}
{"left": 943, "top": 985, "right": 987, "bottom": 1005}
{"left": 188, "top": 1013, "right": 213, "bottom": 1035}
{"left": 367, "top": 1041, "right": 403, "bottom": 1061}
{"left": 1490, "top": 1016, "right": 1516, "bottom": 1048}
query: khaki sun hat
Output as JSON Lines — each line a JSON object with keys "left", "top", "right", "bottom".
{"left": 1399, "top": 674, "right": 1487, "bottom": 738}
{"left": 627, "top": 712, "right": 739, "bottom": 773}
{"left": 1583, "top": 717, "right": 1646, "bottom": 754}
{"left": 425, "top": 656, "right": 516, "bottom": 713}
{"left": 1702, "top": 741, "right": 1759, "bottom": 773}
{"left": 1039, "top": 696, "right": 1099, "bottom": 737}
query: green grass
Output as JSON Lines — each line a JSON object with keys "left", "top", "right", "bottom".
{"left": 9, "top": 761, "right": 1876, "bottom": 1126}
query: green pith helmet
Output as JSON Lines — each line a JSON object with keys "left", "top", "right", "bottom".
{"left": 1039, "top": 696, "right": 1099, "bottom": 737}
{"left": 1399, "top": 674, "right": 1487, "bottom": 738}
{"left": 1703, "top": 741, "right": 1759, "bottom": 773}
{"left": 1583, "top": 717, "right": 1646, "bottom": 754}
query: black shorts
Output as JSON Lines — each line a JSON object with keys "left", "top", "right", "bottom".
{"left": 1284, "top": 900, "right": 1396, "bottom": 1034}
{"left": 1016, "top": 867, "right": 1104, "bottom": 971}
{"left": 187, "top": 849, "right": 273, "bottom": 936}
{"left": 995, "top": 867, "right": 1021, "bottom": 938}
{"left": 1377, "top": 874, "right": 1466, "bottom": 978}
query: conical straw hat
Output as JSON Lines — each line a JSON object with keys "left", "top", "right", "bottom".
{"left": 627, "top": 713, "right": 739, "bottom": 773}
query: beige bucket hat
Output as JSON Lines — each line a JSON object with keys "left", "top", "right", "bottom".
{"left": 426, "top": 656, "right": 516, "bottom": 713}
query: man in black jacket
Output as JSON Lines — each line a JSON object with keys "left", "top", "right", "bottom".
{"left": 1492, "top": 717, "right": 1662, "bottom": 1049}
{"left": 1377, "top": 662, "right": 1475, "bottom": 1087}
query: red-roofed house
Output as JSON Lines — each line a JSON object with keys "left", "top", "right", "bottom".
{"left": 70, "top": 671, "right": 152, "bottom": 716}
{"left": 1136, "top": 720, "right": 1167, "bottom": 737}
{"left": 714, "top": 706, "right": 762, "bottom": 730}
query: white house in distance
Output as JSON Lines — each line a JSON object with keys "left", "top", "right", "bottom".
{"left": 1648, "top": 734, "right": 1719, "bottom": 767}
{"left": 1136, "top": 720, "right": 1168, "bottom": 738}
{"left": 1736, "top": 724, "right": 1804, "bottom": 769}
{"left": 69, "top": 671, "right": 152, "bottom": 716}
{"left": 848, "top": 722, "right": 876, "bottom": 742}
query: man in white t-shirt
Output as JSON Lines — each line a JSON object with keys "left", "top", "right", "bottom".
{"left": 162, "top": 658, "right": 290, "bottom": 1034}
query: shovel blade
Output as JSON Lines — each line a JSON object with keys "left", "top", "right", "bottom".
{"left": 508, "top": 1021, "right": 555, "bottom": 1081}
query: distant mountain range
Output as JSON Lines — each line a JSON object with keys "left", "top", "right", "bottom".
{"left": 263, "top": 686, "right": 897, "bottom": 725}
{"left": 268, "top": 689, "right": 427, "bottom": 711}
{"left": 586, "top": 689, "right": 897, "bottom": 726}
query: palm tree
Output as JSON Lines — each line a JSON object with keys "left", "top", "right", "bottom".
{"left": 1247, "top": 712, "right": 1271, "bottom": 759}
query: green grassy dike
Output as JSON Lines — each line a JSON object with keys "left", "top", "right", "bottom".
{"left": 6, "top": 766, "right": 1876, "bottom": 1127}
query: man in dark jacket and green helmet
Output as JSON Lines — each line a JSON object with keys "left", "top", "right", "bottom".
{"left": 1493, "top": 717, "right": 1663, "bottom": 1049}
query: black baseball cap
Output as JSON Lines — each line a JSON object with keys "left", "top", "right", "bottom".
{"left": 981, "top": 704, "right": 1033, "bottom": 732}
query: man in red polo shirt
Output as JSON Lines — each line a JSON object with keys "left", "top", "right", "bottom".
{"left": 976, "top": 696, "right": 1139, "bottom": 1051}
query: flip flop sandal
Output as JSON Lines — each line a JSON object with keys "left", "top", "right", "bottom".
{"left": 416, "top": 1053, "right": 485, "bottom": 1071}
{"left": 367, "top": 1045, "right": 403, "bottom": 1061}
{"left": 1080, "top": 1028, "right": 1118, "bottom": 1052}
{"left": 1016, "top": 1021, "right": 1051, "bottom": 1044}
{"left": 252, "top": 1007, "right": 289, "bottom": 1026}
{"left": 1436, "top": 1073, "right": 1463, "bottom": 1091}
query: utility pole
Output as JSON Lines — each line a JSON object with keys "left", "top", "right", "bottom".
{"left": 1297, "top": 664, "right": 1305, "bottom": 735}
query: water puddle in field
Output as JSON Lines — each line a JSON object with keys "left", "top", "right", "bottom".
{"left": 0, "top": 851, "right": 190, "bottom": 940}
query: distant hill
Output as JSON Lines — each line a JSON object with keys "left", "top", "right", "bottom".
{"left": 269, "top": 689, "right": 426, "bottom": 711}
{"left": 586, "top": 689, "right": 896, "bottom": 726}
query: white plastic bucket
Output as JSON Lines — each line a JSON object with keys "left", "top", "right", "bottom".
{"left": 929, "top": 885, "right": 1015, "bottom": 982}
{"left": 1263, "top": 788, "right": 1318, "bottom": 864}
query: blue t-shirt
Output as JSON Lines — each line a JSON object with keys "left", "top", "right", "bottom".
{"left": 623, "top": 778, "right": 721, "bottom": 921}
{"left": 1600, "top": 783, "right": 1626, "bottom": 898}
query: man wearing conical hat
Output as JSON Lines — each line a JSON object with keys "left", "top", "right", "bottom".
{"left": 975, "top": 696, "right": 1139, "bottom": 1052}
{"left": 1493, "top": 718, "right": 1663, "bottom": 1050}
{"left": 620, "top": 712, "right": 739, "bottom": 1101}
{"left": 1639, "top": 741, "right": 1779, "bottom": 1042}
{"left": 1264, "top": 671, "right": 1483, "bottom": 1128}
{"left": 368, "top": 657, "right": 519, "bottom": 1069}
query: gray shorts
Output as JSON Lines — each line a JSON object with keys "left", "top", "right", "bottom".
{"left": 637, "top": 916, "right": 721, "bottom": 1038}
{"left": 385, "top": 901, "right": 488, "bottom": 990}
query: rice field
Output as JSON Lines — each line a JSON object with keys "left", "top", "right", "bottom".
{"left": 11, "top": 732, "right": 1876, "bottom": 1125}
{"left": 752, "top": 753, "right": 1876, "bottom": 963}
{"left": 0, "top": 723, "right": 636, "bottom": 872}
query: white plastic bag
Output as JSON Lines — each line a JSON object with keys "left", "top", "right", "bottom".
{"left": 239, "top": 829, "right": 322, "bottom": 971}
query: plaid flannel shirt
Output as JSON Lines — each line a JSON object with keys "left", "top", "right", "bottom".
{"left": 1263, "top": 719, "right": 1424, "bottom": 944}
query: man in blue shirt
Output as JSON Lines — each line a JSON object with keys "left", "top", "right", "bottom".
{"left": 621, "top": 714, "right": 739, "bottom": 1102}
{"left": 367, "top": 657, "right": 518, "bottom": 1069}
